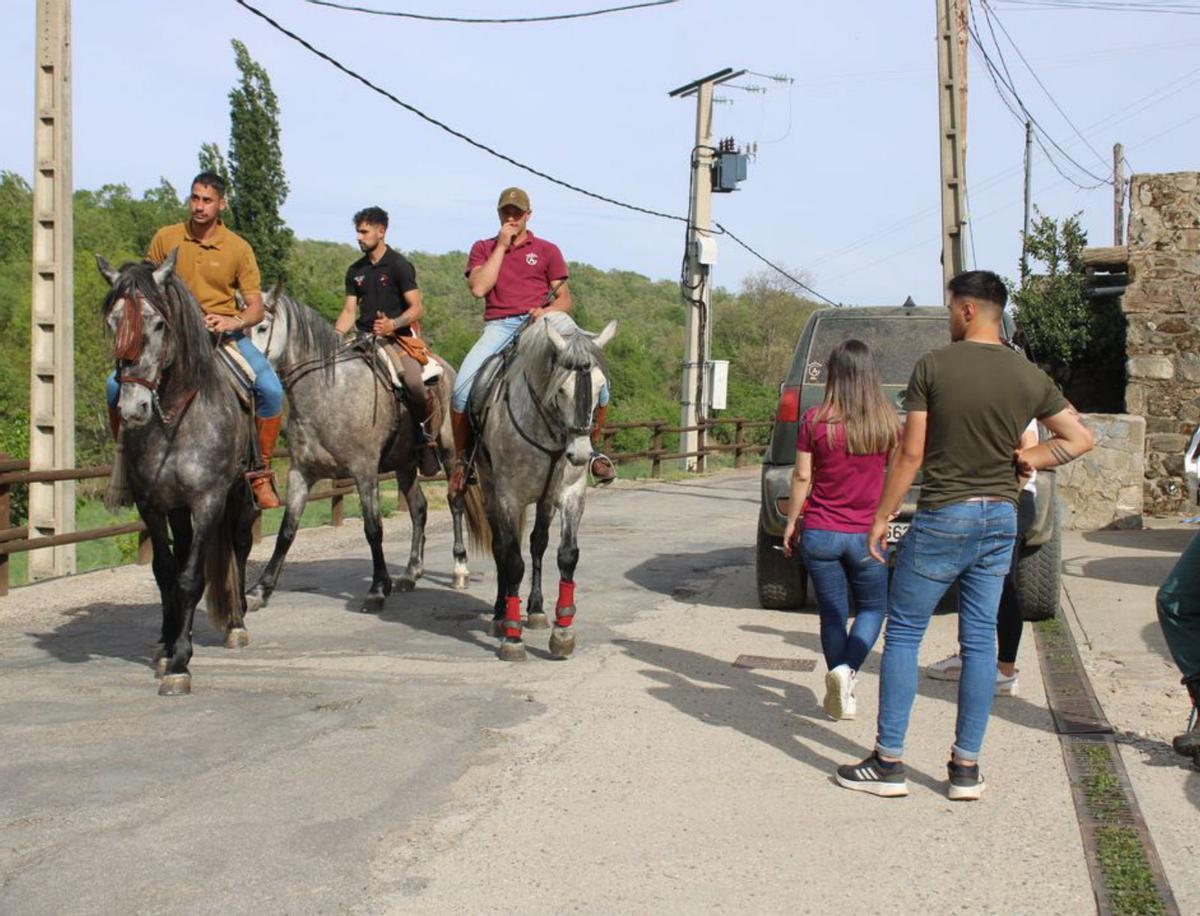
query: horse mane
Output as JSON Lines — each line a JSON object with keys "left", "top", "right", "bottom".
{"left": 102, "top": 260, "right": 215, "bottom": 394}
{"left": 272, "top": 292, "right": 345, "bottom": 374}
{"left": 515, "top": 313, "right": 608, "bottom": 403}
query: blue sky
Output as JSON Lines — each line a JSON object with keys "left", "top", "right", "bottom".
{"left": 2, "top": 1, "right": 1197, "bottom": 306}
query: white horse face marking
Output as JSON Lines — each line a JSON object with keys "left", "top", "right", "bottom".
{"left": 110, "top": 297, "right": 167, "bottom": 427}
{"left": 558, "top": 364, "right": 606, "bottom": 467}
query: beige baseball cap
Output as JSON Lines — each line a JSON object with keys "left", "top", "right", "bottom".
{"left": 497, "top": 187, "right": 530, "bottom": 212}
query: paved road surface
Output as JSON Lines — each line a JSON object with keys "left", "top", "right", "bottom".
{"left": 0, "top": 469, "right": 1191, "bottom": 913}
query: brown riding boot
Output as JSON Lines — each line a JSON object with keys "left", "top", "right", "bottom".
{"left": 107, "top": 405, "right": 121, "bottom": 442}
{"left": 248, "top": 415, "right": 282, "bottom": 509}
{"left": 413, "top": 393, "right": 442, "bottom": 479}
{"left": 589, "top": 403, "right": 616, "bottom": 485}
{"left": 448, "top": 409, "right": 472, "bottom": 498}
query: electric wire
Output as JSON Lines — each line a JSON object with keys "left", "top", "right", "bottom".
{"left": 302, "top": 0, "right": 679, "bottom": 22}
{"left": 981, "top": 0, "right": 1110, "bottom": 169}
{"left": 235, "top": 0, "right": 842, "bottom": 305}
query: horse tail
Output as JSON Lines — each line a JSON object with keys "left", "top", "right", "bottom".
{"left": 462, "top": 482, "right": 490, "bottom": 556}
{"left": 204, "top": 498, "right": 241, "bottom": 633}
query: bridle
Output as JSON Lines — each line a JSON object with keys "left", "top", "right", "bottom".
{"left": 504, "top": 357, "right": 597, "bottom": 461}
{"left": 110, "top": 286, "right": 198, "bottom": 427}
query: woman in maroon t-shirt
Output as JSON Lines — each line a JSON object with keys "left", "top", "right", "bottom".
{"left": 782, "top": 340, "right": 900, "bottom": 721}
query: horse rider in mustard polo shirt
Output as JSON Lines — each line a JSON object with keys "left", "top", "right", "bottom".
{"left": 105, "top": 171, "right": 285, "bottom": 508}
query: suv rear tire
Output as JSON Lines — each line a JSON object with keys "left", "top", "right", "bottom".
{"left": 1016, "top": 505, "right": 1062, "bottom": 621}
{"left": 756, "top": 510, "right": 808, "bottom": 610}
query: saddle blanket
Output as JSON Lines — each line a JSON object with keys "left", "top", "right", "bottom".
{"left": 216, "top": 340, "right": 256, "bottom": 409}
{"left": 379, "top": 341, "right": 444, "bottom": 390}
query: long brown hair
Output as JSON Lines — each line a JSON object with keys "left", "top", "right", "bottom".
{"left": 814, "top": 339, "right": 899, "bottom": 455}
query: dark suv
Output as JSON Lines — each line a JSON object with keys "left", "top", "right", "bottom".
{"left": 756, "top": 304, "right": 1062, "bottom": 620}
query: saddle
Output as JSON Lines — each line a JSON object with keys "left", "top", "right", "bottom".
{"left": 214, "top": 339, "right": 257, "bottom": 411}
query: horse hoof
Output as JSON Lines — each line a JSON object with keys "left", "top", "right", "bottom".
{"left": 397, "top": 576, "right": 417, "bottom": 593}
{"left": 158, "top": 673, "right": 192, "bottom": 696}
{"left": 525, "top": 612, "right": 550, "bottom": 630}
{"left": 224, "top": 628, "right": 250, "bottom": 649}
{"left": 245, "top": 591, "right": 265, "bottom": 613}
{"left": 498, "top": 640, "right": 527, "bottom": 662}
{"left": 361, "top": 595, "right": 386, "bottom": 614}
{"left": 452, "top": 572, "right": 470, "bottom": 591}
{"left": 549, "top": 628, "right": 576, "bottom": 659}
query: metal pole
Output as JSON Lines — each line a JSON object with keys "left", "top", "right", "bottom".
{"left": 1021, "top": 120, "right": 1033, "bottom": 281}
{"left": 936, "top": 0, "right": 968, "bottom": 293}
{"left": 29, "top": 0, "right": 75, "bottom": 578}
{"left": 681, "top": 81, "right": 714, "bottom": 472}
{"left": 1113, "top": 142, "right": 1125, "bottom": 247}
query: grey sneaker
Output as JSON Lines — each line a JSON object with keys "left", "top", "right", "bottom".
{"left": 927, "top": 653, "right": 962, "bottom": 681}
{"left": 836, "top": 753, "right": 909, "bottom": 797}
{"left": 947, "top": 759, "right": 986, "bottom": 801}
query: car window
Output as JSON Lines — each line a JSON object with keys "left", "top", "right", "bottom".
{"left": 803, "top": 317, "right": 947, "bottom": 385}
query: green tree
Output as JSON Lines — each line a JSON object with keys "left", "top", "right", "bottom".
{"left": 1011, "top": 208, "right": 1125, "bottom": 409}
{"left": 208, "top": 39, "right": 293, "bottom": 284}
{"left": 197, "top": 142, "right": 232, "bottom": 204}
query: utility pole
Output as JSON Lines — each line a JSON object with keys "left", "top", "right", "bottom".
{"left": 1021, "top": 120, "right": 1033, "bottom": 281}
{"left": 28, "top": 0, "right": 75, "bottom": 578}
{"left": 936, "top": 0, "right": 968, "bottom": 292}
{"left": 1113, "top": 142, "right": 1125, "bottom": 246}
{"left": 668, "top": 67, "right": 744, "bottom": 471}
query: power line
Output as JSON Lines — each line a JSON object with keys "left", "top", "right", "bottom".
{"left": 236, "top": 0, "right": 842, "bottom": 304}
{"left": 714, "top": 223, "right": 841, "bottom": 307}
{"left": 994, "top": 0, "right": 1200, "bottom": 13}
{"left": 302, "top": 0, "right": 679, "bottom": 22}
{"left": 981, "top": 0, "right": 1109, "bottom": 170}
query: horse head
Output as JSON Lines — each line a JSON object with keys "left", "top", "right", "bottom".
{"left": 541, "top": 315, "right": 617, "bottom": 467}
{"left": 250, "top": 282, "right": 289, "bottom": 366}
{"left": 97, "top": 249, "right": 185, "bottom": 428}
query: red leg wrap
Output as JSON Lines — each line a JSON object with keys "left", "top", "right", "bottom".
{"left": 504, "top": 595, "right": 522, "bottom": 640}
{"left": 555, "top": 579, "right": 575, "bottom": 628}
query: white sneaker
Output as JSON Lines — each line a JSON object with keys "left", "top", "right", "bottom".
{"left": 995, "top": 669, "right": 1019, "bottom": 697}
{"left": 824, "top": 664, "right": 855, "bottom": 720}
{"left": 927, "top": 653, "right": 963, "bottom": 681}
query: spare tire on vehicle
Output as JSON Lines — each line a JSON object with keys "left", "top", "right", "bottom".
{"left": 756, "top": 510, "right": 808, "bottom": 610}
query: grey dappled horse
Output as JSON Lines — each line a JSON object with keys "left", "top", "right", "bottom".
{"left": 246, "top": 290, "right": 470, "bottom": 612}
{"left": 463, "top": 312, "right": 616, "bottom": 661}
{"left": 97, "top": 252, "right": 258, "bottom": 696}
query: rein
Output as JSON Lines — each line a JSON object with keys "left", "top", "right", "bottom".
{"left": 111, "top": 287, "right": 202, "bottom": 428}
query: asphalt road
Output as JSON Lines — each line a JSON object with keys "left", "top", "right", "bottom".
{"left": 0, "top": 470, "right": 1113, "bottom": 913}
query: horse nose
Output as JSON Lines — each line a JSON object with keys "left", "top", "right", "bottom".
{"left": 120, "top": 394, "right": 153, "bottom": 427}
{"left": 565, "top": 435, "right": 591, "bottom": 467}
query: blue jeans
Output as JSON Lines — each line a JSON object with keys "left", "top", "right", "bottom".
{"left": 876, "top": 499, "right": 1017, "bottom": 762}
{"left": 106, "top": 332, "right": 283, "bottom": 418}
{"left": 451, "top": 314, "right": 610, "bottom": 412}
{"left": 800, "top": 528, "right": 887, "bottom": 671}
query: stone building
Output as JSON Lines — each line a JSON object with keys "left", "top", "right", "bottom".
{"left": 1119, "top": 171, "right": 1200, "bottom": 515}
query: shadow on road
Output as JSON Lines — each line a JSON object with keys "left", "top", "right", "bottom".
{"left": 1082, "top": 528, "right": 1195, "bottom": 553}
{"left": 611, "top": 636, "right": 954, "bottom": 792}
{"left": 624, "top": 546, "right": 760, "bottom": 609}
{"left": 31, "top": 600, "right": 229, "bottom": 669}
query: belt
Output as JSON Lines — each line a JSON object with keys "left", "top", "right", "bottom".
{"left": 963, "top": 495, "right": 1007, "bottom": 503}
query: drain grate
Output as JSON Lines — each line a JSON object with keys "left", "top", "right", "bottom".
{"left": 1035, "top": 619, "right": 1114, "bottom": 735}
{"left": 732, "top": 655, "right": 816, "bottom": 672}
{"left": 1035, "top": 619, "right": 1178, "bottom": 915}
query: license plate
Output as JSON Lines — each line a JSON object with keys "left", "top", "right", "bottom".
{"left": 887, "top": 522, "right": 910, "bottom": 542}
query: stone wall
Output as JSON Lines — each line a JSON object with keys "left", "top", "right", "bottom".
{"left": 1057, "top": 413, "right": 1144, "bottom": 530}
{"left": 1123, "top": 172, "right": 1200, "bottom": 514}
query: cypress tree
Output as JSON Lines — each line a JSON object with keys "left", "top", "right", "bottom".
{"left": 202, "top": 39, "right": 293, "bottom": 284}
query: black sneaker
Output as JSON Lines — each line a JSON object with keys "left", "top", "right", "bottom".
{"left": 835, "top": 753, "right": 908, "bottom": 797}
{"left": 947, "top": 759, "right": 986, "bottom": 800}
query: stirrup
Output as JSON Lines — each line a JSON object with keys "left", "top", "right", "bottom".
{"left": 590, "top": 452, "right": 617, "bottom": 485}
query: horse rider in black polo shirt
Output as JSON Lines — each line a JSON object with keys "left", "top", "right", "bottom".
{"left": 335, "top": 206, "right": 441, "bottom": 478}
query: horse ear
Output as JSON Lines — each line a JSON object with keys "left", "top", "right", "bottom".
{"left": 95, "top": 254, "right": 120, "bottom": 287}
{"left": 593, "top": 320, "right": 618, "bottom": 349}
{"left": 152, "top": 247, "right": 179, "bottom": 288}
{"left": 544, "top": 319, "right": 567, "bottom": 353}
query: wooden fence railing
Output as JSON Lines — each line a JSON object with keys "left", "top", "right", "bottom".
{"left": 0, "top": 416, "right": 771, "bottom": 596}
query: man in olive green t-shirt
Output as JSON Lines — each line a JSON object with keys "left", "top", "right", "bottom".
{"left": 835, "top": 270, "right": 1094, "bottom": 802}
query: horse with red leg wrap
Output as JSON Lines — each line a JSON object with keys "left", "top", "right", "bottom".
{"left": 461, "top": 312, "right": 616, "bottom": 661}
